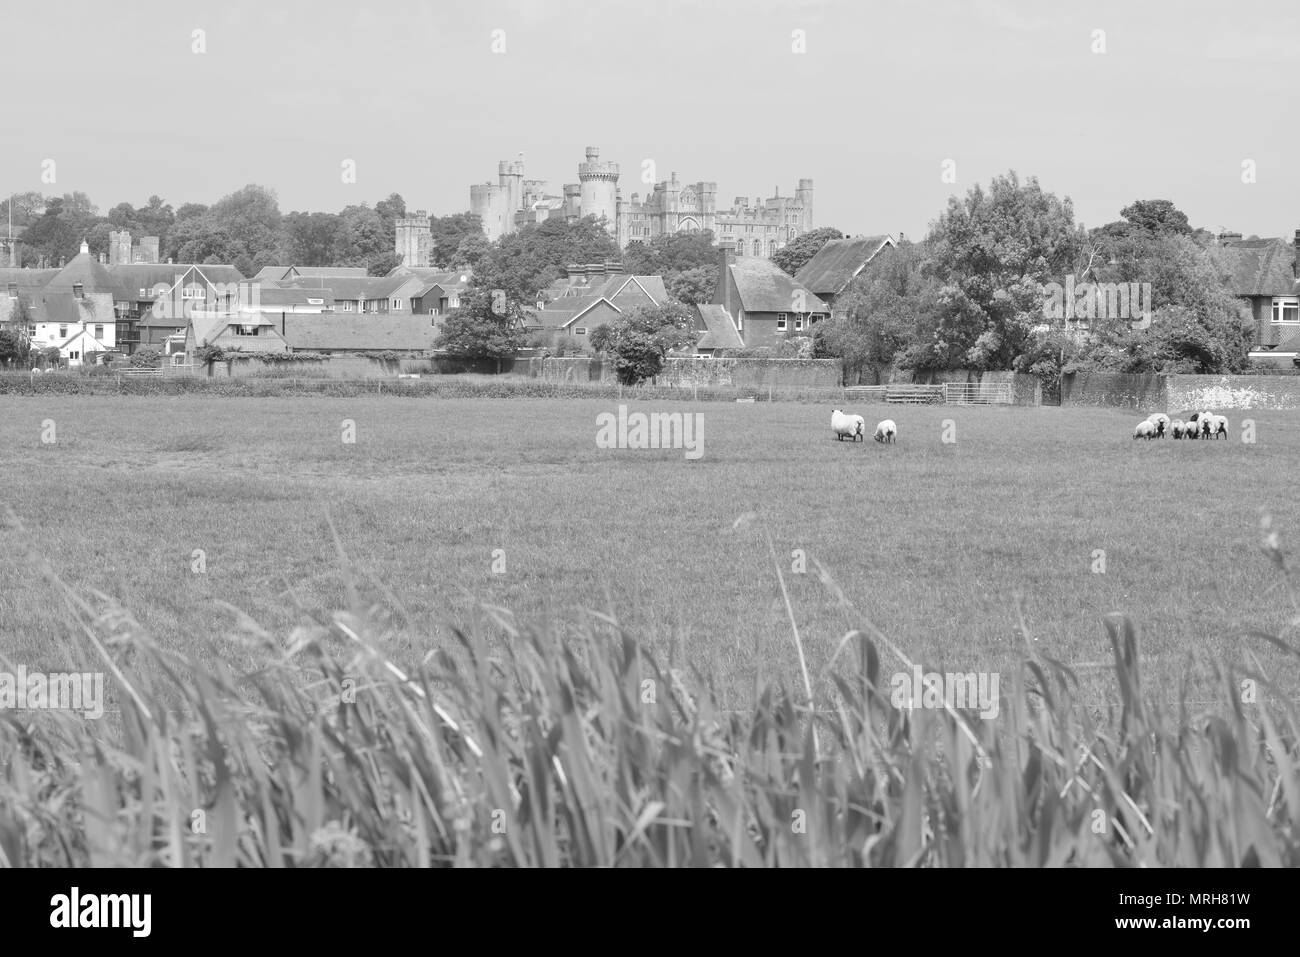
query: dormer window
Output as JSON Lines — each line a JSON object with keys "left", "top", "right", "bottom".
{"left": 182, "top": 284, "right": 204, "bottom": 300}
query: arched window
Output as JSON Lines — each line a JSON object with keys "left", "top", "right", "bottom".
{"left": 752, "top": 240, "right": 762, "bottom": 257}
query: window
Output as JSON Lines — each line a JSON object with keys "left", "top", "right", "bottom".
{"left": 777, "top": 313, "right": 787, "bottom": 330}
{"left": 737, "top": 310, "right": 744, "bottom": 332}
{"left": 794, "top": 315, "right": 804, "bottom": 331}
{"left": 94, "top": 324, "right": 104, "bottom": 339}
{"left": 58, "top": 325, "right": 68, "bottom": 339}
{"left": 307, "top": 298, "right": 323, "bottom": 305}
{"left": 343, "top": 301, "right": 354, "bottom": 311}
{"left": 575, "top": 327, "right": 588, "bottom": 335}
{"left": 6, "top": 282, "right": 15, "bottom": 298}
{"left": 1272, "top": 298, "right": 1300, "bottom": 323}
{"left": 392, "top": 298, "right": 401, "bottom": 310}
{"left": 237, "top": 325, "right": 259, "bottom": 336}
{"left": 183, "top": 284, "right": 204, "bottom": 300}
{"left": 70, "top": 350, "right": 79, "bottom": 360}
{"left": 429, "top": 307, "right": 439, "bottom": 316}
{"left": 752, "top": 240, "right": 761, "bottom": 256}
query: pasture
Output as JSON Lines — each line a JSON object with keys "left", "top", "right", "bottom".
{"left": 2, "top": 393, "right": 1299, "bottom": 714}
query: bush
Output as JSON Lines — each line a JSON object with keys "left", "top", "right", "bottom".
{"left": 130, "top": 349, "right": 162, "bottom": 369}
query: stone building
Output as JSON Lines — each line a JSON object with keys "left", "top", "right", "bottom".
{"left": 394, "top": 211, "right": 432, "bottom": 268}
{"left": 107, "top": 230, "right": 161, "bottom": 265}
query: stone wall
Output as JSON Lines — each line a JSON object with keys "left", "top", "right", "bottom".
{"left": 1167, "top": 374, "right": 1300, "bottom": 411}
{"left": 655, "top": 357, "right": 841, "bottom": 389}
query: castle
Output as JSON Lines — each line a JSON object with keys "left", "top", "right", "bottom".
{"left": 107, "top": 230, "right": 161, "bottom": 264}
{"left": 395, "top": 211, "right": 433, "bottom": 268}
{"left": 464, "top": 147, "right": 814, "bottom": 254}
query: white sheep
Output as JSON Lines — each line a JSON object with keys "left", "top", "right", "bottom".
{"left": 831, "top": 409, "right": 864, "bottom": 442}
{"left": 1171, "top": 420, "right": 1185, "bottom": 439}
{"left": 874, "top": 419, "right": 897, "bottom": 444}
{"left": 1134, "top": 421, "right": 1155, "bottom": 440}
{"left": 1209, "top": 414, "right": 1228, "bottom": 439}
{"left": 1146, "top": 412, "right": 1170, "bottom": 437}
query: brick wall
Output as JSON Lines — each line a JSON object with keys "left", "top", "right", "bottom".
{"left": 1061, "top": 372, "right": 1168, "bottom": 410}
{"left": 655, "top": 357, "right": 841, "bottom": 389}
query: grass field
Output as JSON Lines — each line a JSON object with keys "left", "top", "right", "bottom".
{"left": 3, "top": 393, "right": 1299, "bottom": 714}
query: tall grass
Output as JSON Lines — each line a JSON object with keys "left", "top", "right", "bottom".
{"left": 1, "top": 506, "right": 1297, "bottom": 867}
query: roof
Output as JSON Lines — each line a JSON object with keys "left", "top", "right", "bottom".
{"left": 189, "top": 311, "right": 279, "bottom": 345}
{"left": 794, "top": 235, "right": 894, "bottom": 296}
{"left": 47, "top": 251, "right": 115, "bottom": 296}
{"left": 696, "top": 304, "right": 744, "bottom": 350}
{"left": 535, "top": 275, "right": 668, "bottom": 328}
{"left": 0, "top": 267, "right": 59, "bottom": 292}
{"left": 32, "top": 292, "right": 94, "bottom": 325}
{"left": 252, "top": 284, "right": 335, "bottom": 309}
{"left": 726, "top": 257, "right": 829, "bottom": 314}
{"left": 1218, "top": 238, "right": 1298, "bottom": 297}
{"left": 281, "top": 314, "right": 438, "bottom": 352}
{"left": 282, "top": 275, "right": 408, "bottom": 300}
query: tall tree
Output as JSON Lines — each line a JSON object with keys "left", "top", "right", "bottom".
{"left": 434, "top": 289, "right": 526, "bottom": 359}
{"left": 771, "top": 226, "right": 843, "bottom": 276}
{"left": 473, "top": 216, "right": 620, "bottom": 304}
{"left": 588, "top": 301, "right": 698, "bottom": 384}
{"left": 430, "top": 212, "right": 485, "bottom": 267}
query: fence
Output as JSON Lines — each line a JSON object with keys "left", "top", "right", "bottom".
{"left": 943, "top": 381, "right": 1013, "bottom": 405}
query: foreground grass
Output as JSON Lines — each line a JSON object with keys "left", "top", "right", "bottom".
{"left": 2, "top": 396, "right": 1298, "bottom": 715}
{"left": 1, "top": 510, "right": 1297, "bottom": 867}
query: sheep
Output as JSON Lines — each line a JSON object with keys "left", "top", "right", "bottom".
{"left": 831, "top": 409, "right": 864, "bottom": 442}
{"left": 1171, "top": 420, "right": 1185, "bottom": 439}
{"left": 1209, "top": 414, "right": 1228, "bottom": 439}
{"left": 1146, "top": 413, "right": 1170, "bottom": 438}
{"left": 874, "top": 419, "right": 897, "bottom": 444}
{"left": 1134, "top": 421, "right": 1155, "bottom": 440}
{"left": 1200, "top": 416, "right": 1213, "bottom": 439}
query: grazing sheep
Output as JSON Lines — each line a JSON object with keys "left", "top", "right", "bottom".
{"left": 1146, "top": 413, "right": 1170, "bottom": 437}
{"left": 1200, "top": 416, "right": 1213, "bottom": 439}
{"left": 874, "top": 419, "right": 897, "bottom": 443}
{"left": 1171, "top": 420, "right": 1185, "bottom": 439}
{"left": 1134, "top": 421, "right": 1155, "bottom": 440}
{"left": 831, "top": 409, "right": 864, "bottom": 442}
{"left": 1209, "top": 414, "right": 1228, "bottom": 439}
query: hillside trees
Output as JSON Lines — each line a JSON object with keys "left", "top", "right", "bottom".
{"left": 473, "top": 217, "right": 619, "bottom": 304}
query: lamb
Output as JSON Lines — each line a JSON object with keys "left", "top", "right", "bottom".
{"left": 874, "top": 419, "right": 897, "bottom": 444}
{"left": 831, "top": 409, "right": 864, "bottom": 442}
{"left": 1134, "top": 421, "right": 1155, "bottom": 440}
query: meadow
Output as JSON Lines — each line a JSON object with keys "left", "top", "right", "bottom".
{"left": 2, "top": 392, "right": 1298, "bottom": 713}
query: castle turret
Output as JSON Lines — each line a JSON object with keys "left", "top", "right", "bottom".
{"left": 578, "top": 146, "right": 619, "bottom": 236}
{"left": 108, "top": 230, "right": 132, "bottom": 265}
{"left": 796, "top": 178, "right": 814, "bottom": 230}
{"left": 498, "top": 154, "right": 525, "bottom": 230}
{"left": 471, "top": 182, "right": 511, "bottom": 243}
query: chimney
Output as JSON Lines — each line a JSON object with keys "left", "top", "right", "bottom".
{"left": 1294, "top": 229, "right": 1300, "bottom": 278}
{"left": 7, "top": 281, "right": 17, "bottom": 298}
{"left": 718, "top": 243, "right": 735, "bottom": 317}
{"left": 73, "top": 282, "right": 84, "bottom": 299}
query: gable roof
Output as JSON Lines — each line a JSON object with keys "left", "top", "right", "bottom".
{"left": 727, "top": 257, "right": 829, "bottom": 314}
{"left": 794, "top": 235, "right": 895, "bottom": 296}
{"left": 280, "top": 314, "right": 438, "bottom": 352}
{"left": 1218, "top": 238, "right": 1298, "bottom": 297}
{"left": 33, "top": 292, "right": 96, "bottom": 325}
{"left": 696, "top": 304, "right": 744, "bottom": 350}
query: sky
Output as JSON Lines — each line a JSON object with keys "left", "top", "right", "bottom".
{"left": 1, "top": 0, "right": 1297, "bottom": 240}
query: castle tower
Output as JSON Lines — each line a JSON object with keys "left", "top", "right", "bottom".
{"left": 498, "top": 154, "right": 525, "bottom": 232}
{"left": 138, "top": 236, "right": 160, "bottom": 263}
{"left": 471, "top": 183, "right": 510, "bottom": 243}
{"left": 395, "top": 210, "right": 432, "bottom": 268}
{"left": 796, "top": 178, "right": 814, "bottom": 231}
{"left": 108, "top": 230, "right": 132, "bottom": 265}
{"left": 578, "top": 146, "right": 619, "bottom": 237}
{"left": 563, "top": 183, "right": 581, "bottom": 222}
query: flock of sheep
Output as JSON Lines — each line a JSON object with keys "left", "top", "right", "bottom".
{"left": 832, "top": 410, "right": 896, "bottom": 444}
{"left": 1134, "top": 411, "right": 1228, "bottom": 441}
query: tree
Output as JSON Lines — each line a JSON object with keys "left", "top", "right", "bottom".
{"left": 473, "top": 216, "right": 620, "bottom": 304}
{"left": 0, "top": 329, "right": 29, "bottom": 366}
{"left": 332, "top": 204, "right": 389, "bottom": 269}
{"left": 20, "top": 198, "right": 83, "bottom": 265}
{"left": 1118, "top": 199, "right": 1192, "bottom": 238}
{"left": 434, "top": 289, "right": 526, "bottom": 359}
{"left": 452, "top": 234, "right": 491, "bottom": 270}
{"left": 771, "top": 227, "right": 843, "bottom": 276}
{"left": 905, "top": 171, "right": 1083, "bottom": 372}
{"left": 368, "top": 252, "right": 403, "bottom": 276}
{"left": 823, "top": 242, "right": 930, "bottom": 382}
{"left": 430, "top": 212, "right": 485, "bottom": 267}
{"left": 666, "top": 266, "right": 717, "bottom": 305}
{"left": 280, "top": 211, "right": 342, "bottom": 266}
{"left": 588, "top": 301, "right": 697, "bottom": 384}
{"left": 622, "top": 231, "right": 720, "bottom": 303}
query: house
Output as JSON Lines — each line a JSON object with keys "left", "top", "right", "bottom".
{"left": 279, "top": 275, "right": 412, "bottom": 314}
{"left": 692, "top": 304, "right": 745, "bottom": 357}
{"left": 1222, "top": 230, "right": 1300, "bottom": 365}
{"left": 532, "top": 273, "right": 669, "bottom": 347}
{"left": 388, "top": 267, "right": 472, "bottom": 316}
{"left": 108, "top": 262, "right": 245, "bottom": 353}
{"left": 279, "top": 314, "right": 439, "bottom": 354}
{"left": 0, "top": 267, "right": 59, "bottom": 328}
{"left": 710, "top": 247, "right": 828, "bottom": 349}
{"left": 794, "top": 234, "right": 896, "bottom": 317}
{"left": 24, "top": 244, "right": 118, "bottom": 364}
{"left": 185, "top": 311, "right": 290, "bottom": 359}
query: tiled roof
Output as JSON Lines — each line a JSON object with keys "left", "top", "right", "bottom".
{"left": 282, "top": 275, "right": 408, "bottom": 300}
{"left": 1219, "top": 238, "right": 1298, "bottom": 297}
{"left": 253, "top": 284, "right": 335, "bottom": 309}
{"left": 727, "top": 257, "right": 829, "bottom": 314}
{"left": 287, "top": 266, "right": 370, "bottom": 278}
{"left": 0, "top": 267, "right": 59, "bottom": 292}
{"left": 794, "top": 235, "right": 894, "bottom": 296}
{"left": 33, "top": 292, "right": 92, "bottom": 325}
{"left": 281, "top": 314, "right": 438, "bottom": 352}
{"left": 696, "top": 304, "right": 744, "bottom": 350}
{"left": 47, "top": 252, "right": 115, "bottom": 296}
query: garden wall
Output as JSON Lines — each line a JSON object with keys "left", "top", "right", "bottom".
{"left": 1167, "top": 374, "right": 1300, "bottom": 411}
{"left": 1060, "top": 372, "right": 1168, "bottom": 410}
{"left": 654, "top": 358, "right": 841, "bottom": 390}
